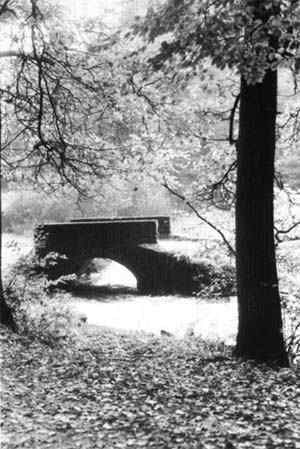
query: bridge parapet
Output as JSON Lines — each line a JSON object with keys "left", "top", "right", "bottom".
{"left": 35, "top": 220, "right": 158, "bottom": 260}
{"left": 70, "top": 216, "right": 170, "bottom": 237}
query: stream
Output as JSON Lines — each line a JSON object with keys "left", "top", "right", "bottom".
{"left": 2, "top": 233, "right": 238, "bottom": 344}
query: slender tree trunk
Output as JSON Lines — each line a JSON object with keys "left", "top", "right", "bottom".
{"left": 235, "top": 69, "right": 288, "bottom": 365}
{"left": 0, "top": 191, "right": 16, "bottom": 329}
{"left": 0, "top": 95, "right": 16, "bottom": 330}
{"left": 0, "top": 287, "right": 15, "bottom": 329}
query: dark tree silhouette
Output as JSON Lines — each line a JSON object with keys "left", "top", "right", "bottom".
{"left": 137, "top": 0, "right": 300, "bottom": 365}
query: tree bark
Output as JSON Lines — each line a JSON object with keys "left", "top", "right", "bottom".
{"left": 235, "top": 69, "right": 288, "bottom": 365}
{"left": 0, "top": 206, "right": 16, "bottom": 329}
{"left": 0, "top": 287, "right": 16, "bottom": 329}
{"left": 0, "top": 94, "right": 16, "bottom": 330}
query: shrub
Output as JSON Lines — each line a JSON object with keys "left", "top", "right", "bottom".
{"left": 193, "top": 264, "right": 236, "bottom": 298}
{"left": 281, "top": 291, "right": 300, "bottom": 366}
{"left": 4, "top": 262, "right": 85, "bottom": 347}
{"left": 37, "top": 252, "right": 74, "bottom": 280}
{"left": 277, "top": 246, "right": 300, "bottom": 365}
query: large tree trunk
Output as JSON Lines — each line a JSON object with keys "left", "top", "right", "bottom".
{"left": 235, "top": 69, "right": 288, "bottom": 366}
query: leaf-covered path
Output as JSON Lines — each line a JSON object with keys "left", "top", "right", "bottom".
{"left": 1, "top": 325, "right": 299, "bottom": 449}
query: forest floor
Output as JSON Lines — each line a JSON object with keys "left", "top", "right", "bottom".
{"left": 1, "top": 324, "right": 300, "bottom": 449}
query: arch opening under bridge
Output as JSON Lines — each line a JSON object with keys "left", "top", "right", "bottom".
{"left": 34, "top": 217, "right": 209, "bottom": 294}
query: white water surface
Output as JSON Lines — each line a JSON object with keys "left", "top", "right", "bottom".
{"left": 72, "top": 294, "right": 238, "bottom": 344}
{"left": 2, "top": 233, "right": 238, "bottom": 343}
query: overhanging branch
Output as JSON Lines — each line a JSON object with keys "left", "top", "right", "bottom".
{"left": 162, "top": 181, "right": 236, "bottom": 255}
{"left": 0, "top": 50, "right": 54, "bottom": 65}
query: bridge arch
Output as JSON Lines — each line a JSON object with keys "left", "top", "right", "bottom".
{"left": 83, "top": 246, "right": 161, "bottom": 293}
{"left": 79, "top": 257, "right": 137, "bottom": 289}
{"left": 34, "top": 218, "right": 207, "bottom": 294}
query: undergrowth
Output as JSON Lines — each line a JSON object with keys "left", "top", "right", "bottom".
{"left": 193, "top": 263, "right": 236, "bottom": 298}
{"left": 277, "top": 250, "right": 300, "bottom": 365}
{"left": 4, "top": 255, "right": 85, "bottom": 347}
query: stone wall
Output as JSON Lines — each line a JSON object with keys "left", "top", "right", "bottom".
{"left": 70, "top": 216, "right": 170, "bottom": 237}
{"left": 108, "top": 245, "right": 212, "bottom": 294}
{"left": 34, "top": 220, "right": 157, "bottom": 260}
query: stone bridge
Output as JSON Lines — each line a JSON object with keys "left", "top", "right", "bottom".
{"left": 34, "top": 217, "right": 209, "bottom": 294}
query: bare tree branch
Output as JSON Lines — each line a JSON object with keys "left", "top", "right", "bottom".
{"left": 162, "top": 180, "right": 236, "bottom": 255}
{"left": 229, "top": 93, "right": 240, "bottom": 145}
{"left": 0, "top": 0, "right": 17, "bottom": 18}
{"left": 275, "top": 221, "right": 300, "bottom": 244}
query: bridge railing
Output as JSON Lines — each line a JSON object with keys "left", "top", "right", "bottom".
{"left": 70, "top": 216, "right": 170, "bottom": 237}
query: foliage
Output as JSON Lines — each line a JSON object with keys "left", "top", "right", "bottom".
{"left": 169, "top": 251, "right": 236, "bottom": 298}
{"left": 140, "top": 0, "right": 300, "bottom": 84}
{"left": 277, "top": 247, "right": 300, "bottom": 364}
{"left": 1, "top": 4, "right": 131, "bottom": 194}
{"left": 2, "top": 0, "right": 299, "bottom": 231}
{"left": 36, "top": 252, "right": 74, "bottom": 280}
{"left": 194, "top": 264, "right": 236, "bottom": 299}
{"left": 1, "top": 0, "right": 299, "bottom": 204}
{"left": 282, "top": 292, "right": 300, "bottom": 365}
{"left": 276, "top": 69, "right": 300, "bottom": 190}
{"left": 2, "top": 179, "right": 175, "bottom": 233}
{"left": 110, "top": 56, "right": 238, "bottom": 212}
{"left": 2, "top": 191, "right": 76, "bottom": 233}
{"left": 3, "top": 256, "right": 84, "bottom": 346}
{"left": 1, "top": 325, "right": 300, "bottom": 449}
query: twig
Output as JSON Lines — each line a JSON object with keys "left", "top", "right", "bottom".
{"left": 275, "top": 221, "right": 300, "bottom": 243}
{"left": 162, "top": 181, "right": 236, "bottom": 255}
{"left": 229, "top": 93, "right": 240, "bottom": 145}
{"left": 0, "top": 0, "right": 17, "bottom": 18}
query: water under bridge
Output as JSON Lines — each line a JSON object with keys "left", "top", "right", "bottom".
{"left": 34, "top": 216, "right": 209, "bottom": 294}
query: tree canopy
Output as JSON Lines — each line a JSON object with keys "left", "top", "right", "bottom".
{"left": 139, "top": 0, "right": 300, "bottom": 82}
